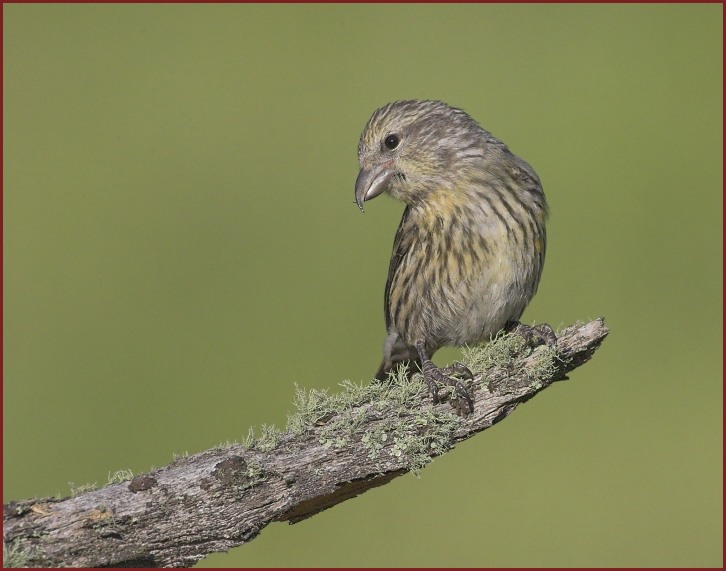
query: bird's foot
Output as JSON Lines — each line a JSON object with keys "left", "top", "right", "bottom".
{"left": 505, "top": 320, "right": 557, "bottom": 348}
{"left": 415, "top": 341, "right": 474, "bottom": 416}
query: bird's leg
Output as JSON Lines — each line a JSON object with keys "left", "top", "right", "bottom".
{"left": 414, "top": 340, "right": 474, "bottom": 415}
{"left": 505, "top": 320, "right": 557, "bottom": 347}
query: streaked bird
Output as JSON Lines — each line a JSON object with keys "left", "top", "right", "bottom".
{"left": 355, "top": 99, "right": 554, "bottom": 414}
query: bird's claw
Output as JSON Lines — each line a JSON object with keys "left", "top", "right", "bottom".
{"left": 424, "top": 363, "right": 474, "bottom": 416}
{"left": 415, "top": 341, "right": 474, "bottom": 415}
{"left": 440, "top": 362, "right": 474, "bottom": 380}
{"left": 505, "top": 321, "right": 557, "bottom": 348}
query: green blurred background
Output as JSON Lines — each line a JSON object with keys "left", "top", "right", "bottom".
{"left": 3, "top": 4, "right": 722, "bottom": 567}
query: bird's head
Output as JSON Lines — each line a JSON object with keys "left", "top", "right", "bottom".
{"left": 354, "top": 99, "right": 488, "bottom": 211}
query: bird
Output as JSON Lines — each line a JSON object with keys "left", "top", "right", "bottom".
{"left": 354, "top": 99, "right": 554, "bottom": 414}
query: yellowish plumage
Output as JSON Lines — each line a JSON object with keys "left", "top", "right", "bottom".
{"left": 354, "top": 100, "right": 548, "bottom": 394}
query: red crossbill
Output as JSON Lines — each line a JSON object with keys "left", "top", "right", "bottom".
{"left": 355, "top": 100, "right": 553, "bottom": 414}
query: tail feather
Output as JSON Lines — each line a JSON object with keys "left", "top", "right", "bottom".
{"left": 374, "top": 358, "right": 421, "bottom": 382}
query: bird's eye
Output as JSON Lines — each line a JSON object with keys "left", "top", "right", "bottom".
{"left": 384, "top": 134, "right": 400, "bottom": 150}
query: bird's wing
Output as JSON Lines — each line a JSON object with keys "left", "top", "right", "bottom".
{"left": 383, "top": 205, "right": 412, "bottom": 331}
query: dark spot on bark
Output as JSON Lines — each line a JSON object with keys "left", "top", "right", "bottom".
{"left": 199, "top": 477, "right": 215, "bottom": 491}
{"left": 3, "top": 501, "right": 26, "bottom": 518}
{"left": 213, "top": 456, "right": 247, "bottom": 485}
{"left": 100, "top": 555, "right": 156, "bottom": 568}
{"left": 128, "top": 476, "right": 158, "bottom": 493}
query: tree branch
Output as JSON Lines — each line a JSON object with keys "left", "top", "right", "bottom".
{"left": 3, "top": 318, "right": 609, "bottom": 568}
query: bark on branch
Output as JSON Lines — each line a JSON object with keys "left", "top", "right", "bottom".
{"left": 3, "top": 318, "right": 609, "bottom": 568}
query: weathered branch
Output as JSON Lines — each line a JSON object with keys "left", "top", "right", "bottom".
{"left": 3, "top": 318, "right": 609, "bottom": 568}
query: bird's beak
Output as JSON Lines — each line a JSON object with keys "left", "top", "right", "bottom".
{"left": 354, "top": 163, "right": 395, "bottom": 212}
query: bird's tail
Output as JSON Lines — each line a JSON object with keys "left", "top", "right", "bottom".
{"left": 373, "top": 358, "right": 421, "bottom": 383}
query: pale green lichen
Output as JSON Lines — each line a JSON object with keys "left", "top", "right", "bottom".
{"left": 288, "top": 379, "right": 383, "bottom": 431}
{"left": 245, "top": 458, "right": 264, "bottom": 481}
{"left": 361, "top": 427, "right": 389, "bottom": 459}
{"left": 292, "top": 368, "right": 462, "bottom": 475}
{"left": 69, "top": 481, "right": 98, "bottom": 497}
{"left": 236, "top": 366, "right": 461, "bottom": 476}
{"left": 461, "top": 330, "right": 559, "bottom": 390}
{"left": 238, "top": 331, "right": 557, "bottom": 474}
{"left": 319, "top": 405, "right": 367, "bottom": 449}
{"left": 3, "top": 539, "right": 34, "bottom": 568}
{"left": 254, "top": 423, "right": 283, "bottom": 452}
{"left": 460, "top": 330, "right": 527, "bottom": 375}
{"left": 525, "top": 344, "right": 559, "bottom": 387}
{"left": 231, "top": 458, "right": 266, "bottom": 494}
{"left": 242, "top": 422, "right": 285, "bottom": 452}
{"left": 241, "top": 426, "right": 256, "bottom": 449}
{"left": 107, "top": 469, "right": 133, "bottom": 485}
{"left": 214, "top": 439, "right": 240, "bottom": 450}
{"left": 362, "top": 398, "right": 462, "bottom": 476}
